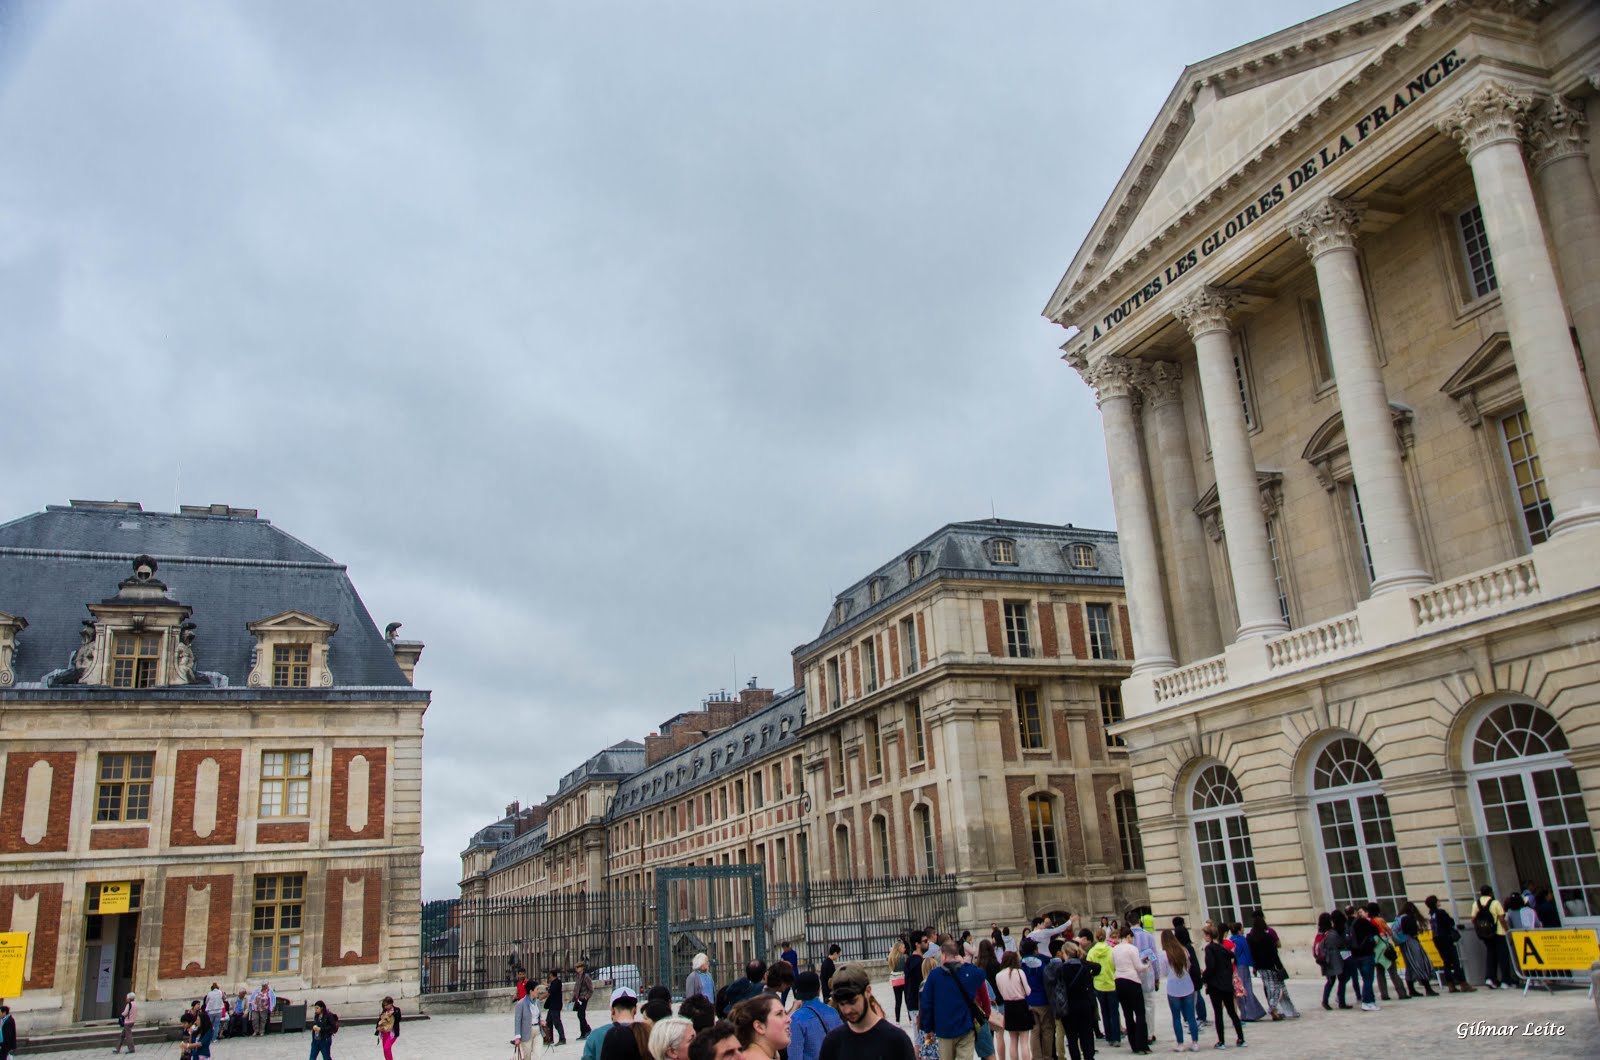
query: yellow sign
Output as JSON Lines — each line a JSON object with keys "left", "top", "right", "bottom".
{"left": 0, "top": 932, "right": 28, "bottom": 995}
{"left": 98, "top": 882, "right": 132, "bottom": 915}
{"left": 1392, "top": 931, "right": 1444, "bottom": 973}
{"left": 1511, "top": 929, "right": 1600, "bottom": 973}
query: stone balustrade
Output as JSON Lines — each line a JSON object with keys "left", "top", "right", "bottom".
{"left": 1411, "top": 556, "right": 1541, "bottom": 630}
{"left": 1266, "top": 614, "right": 1363, "bottom": 671}
{"left": 1152, "top": 655, "right": 1229, "bottom": 703}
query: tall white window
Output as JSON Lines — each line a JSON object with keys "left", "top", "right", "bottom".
{"left": 1458, "top": 204, "right": 1498, "bottom": 299}
{"left": 1115, "top": 791, "right": 1144, "bottom": 871}
{"left": 1099, "top": 685, "right": 1125, "bottom": 748}
{"left": 1027, "top": 793, "right": 1061, "bottom": 876}
{"left": 1191, "top": 764, "right": 1261, "bottom": 927}
{"left": 826, "top": 657, "right": 842, "bottom": 710}
{"left": 1469, "top": 702, "right": 1600, "bottom": 919}
{"left": 906, "top": 698, "right": 926, "bottom": 763}
{"left": 1347, "top": 483, "right": 1375, "bottom": 589}
{"left": 1311, "top": 737, "right": 1405, "bottom": 914}
{"left": 1500, "top": 409, "right": 1554, "bottom": 546}
{"left": 1016, "top": 687, "right": 1045, "bottom": 750}
{"left": 834, "top": 824, "right": 852, "bottom": 879}
{"left": 915, "top": 804, "right": 936, "bottom": 877}
{"left": 1003, "top": 601, "right": 1032, "bottom": 658}
{"left": 865, "top": 714, "right": 883, "bottom": 776}
{"left": 901, "top": 615, "right": 920, "bottom": 674}
{"left": 1265, "top": 517, "right": 1292, "bottom": 627}
{"left": 1086, "top": 604, "right": 1117, "bottom": 660}
{"left": 873, "top": 815, "right": 891, "bottom": 878}
{"left": 862, "top": 638, "right": 878, "bottom": 693}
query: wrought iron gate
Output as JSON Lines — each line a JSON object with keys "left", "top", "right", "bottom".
{"left": 656, "top": 865, "right": 765, "bottom": 995}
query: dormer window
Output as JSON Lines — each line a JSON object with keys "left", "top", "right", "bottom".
{"left": 272, "top": 644, "right": 312, "bottom": 687}
{"left": 906, "top": 551, "right": 929, "bottom": 580}
{"left": 834, "top": 597, "right": 853, "bottom": 623}
{"left": 246, "top": 611, "right": 337, "bottom": 689}
{"left": 868, "top": 577, "right": 886, "bottom": 605}
{"left": 111, "top": 633, "right": 161, "bottom": 688}
{"left": 987, "top": 538, "right": 1017, "bottom": 565}
{"left": 1067, "top": 543, "right": 1097, "bottom": 569}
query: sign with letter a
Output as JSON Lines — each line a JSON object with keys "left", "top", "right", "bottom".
{"left": 1510, "top": 929, "right": 1600, "bottom": 972}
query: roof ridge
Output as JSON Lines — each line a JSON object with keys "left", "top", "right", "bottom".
{"left": 0, "top": 546, "right": 346, "bottom": 572}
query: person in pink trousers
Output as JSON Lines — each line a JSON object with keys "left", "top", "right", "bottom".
{"left": 375, "top": 996, "right": 402, "bottom": 1059}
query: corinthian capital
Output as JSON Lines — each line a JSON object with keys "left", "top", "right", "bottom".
{"left": 1437, "top": 80, "right": 1535, "bottom": 158}
{"left": 1174, "top": 286, "right": 1237, "bottom": 340}
{"left": 1142, "top": 361, "right": 1185, "bottom": 408}
{"left": 1528, "top": 95, "right": 1589, "bottom": 171}
{"left": 1287, "top": 198, "right": 1365, "bottom": 258}
{"left": 1083, "top": 355, "right": 1144, "bottom": 408}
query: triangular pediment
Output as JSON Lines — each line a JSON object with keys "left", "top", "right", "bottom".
{"left": 247, "top": 609, "right": 338, "bottom": 634}
{"left": 1441, "top": 331, "right": 1515, "bottom": 400}
{"left": 1045, "top": 0, "right": 1428, "bottom": 325}
{"left": 0, "top": 610, "right": 25, "bottom": 629}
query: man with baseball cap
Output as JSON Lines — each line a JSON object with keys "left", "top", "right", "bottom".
{"left": 821, "top": 964, "right": 914, "bottom": 1060}
{"left": 580, "top": 987, "right": 640, "bottom": 1060}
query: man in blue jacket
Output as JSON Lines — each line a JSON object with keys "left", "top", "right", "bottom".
{"left": 788, "top": 970, "right": 843, "bottom": 1060}
{"left": 919, "top": 940, "right": 987, "bottom": 1060}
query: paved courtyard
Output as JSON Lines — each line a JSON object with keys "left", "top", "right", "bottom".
{"left": 23, "top": 979, "right": 1599, "bottom": 1059}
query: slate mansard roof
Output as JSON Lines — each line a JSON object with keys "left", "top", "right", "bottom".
{"left": 606, "top": 686, "right": 805, "bottom": 820}
{"left": 0, "top": 502, "right": 416, "bottom": 689}
{"left": 800, "top": 518, "right": 1122, "bottom": 652}
{"left": 555, "top": 739, "right": 647, "bottom": 797}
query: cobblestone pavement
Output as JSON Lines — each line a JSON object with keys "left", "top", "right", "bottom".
{"left": 27, "top": 980, "right": 1599, "bottom": 1060}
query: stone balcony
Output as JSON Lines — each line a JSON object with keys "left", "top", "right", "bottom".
{"left": 1124, "top": 526, "right": 1600, "bottom": 718}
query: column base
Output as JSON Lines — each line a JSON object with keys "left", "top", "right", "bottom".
{"left": 1234, "top": 618, "right": 1290, "bottom": 641}
{"left": 1370, "top": 569, "right": 1434, "bottom": 595}
{"left": 1549, "top": 505, "right": 1600, "bottom": 539}
{"left": 1129, "top": 655, "right": 1177, "bottom": 677}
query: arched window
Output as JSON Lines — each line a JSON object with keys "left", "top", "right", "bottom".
{"left": 1311, "top": 737, "right": 1405, "bottom": 913}
{"left": 1027, "top": 794, "right": 1061, "bottom": 875}
{"left": 1190, "top": 764, "right": 1260, "bottom": 927}
{"left": 914, "top": 804, "right": 937, "bottom": 877}
{"left": 873, "top": 815, "right": 892, "bottom": 878}
{"left": 1468, "top": 703, "right": 1600, "bottom": 919}
{"left": 834, "top": 824, "right": 852, "bottom": 880}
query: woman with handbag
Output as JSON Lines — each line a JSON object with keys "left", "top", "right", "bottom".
{"left": 1246, "top": 914, "right": 1297, "bottom": 1019}
{"left": 889, "top": 941, "right": 908, "bottom": 1023}
{"left": 1224, "top": 925, "right": 1266, "bottom": 1022}
{"left": 114, "top": 993, "right": 137, "bottom": 1055}
{"left": 996, "top": 952, "right": 1035, "bottom": 1060}
{"left": 1200, "top": 924, "right": 1245, "bottom": 1050}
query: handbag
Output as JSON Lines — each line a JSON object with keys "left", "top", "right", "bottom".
{"left": 1232, "top": 969, "right": 1246, "bottom": 998}
{"left": 917, "top": 1033, "right": 942, "bottom": 1060}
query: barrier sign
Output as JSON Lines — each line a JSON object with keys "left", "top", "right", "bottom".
{"left": 0, "top": 932, "right": 28, "bottom": 995}
{"left": 1510, "top": 929, "right": 1600, "bottom": 972}
{"left": 98, "top": 881, "right": 133, "bottom": 915}
{"left": 1392, "top": 930, "right": 1444, "bottom": 974}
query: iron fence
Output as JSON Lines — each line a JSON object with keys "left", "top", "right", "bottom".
{"left": 422, "top": 872, "right": 960, "bottom": 996}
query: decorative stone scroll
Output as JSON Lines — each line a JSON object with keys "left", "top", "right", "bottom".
{"left": 1437, "top": 79, "right": 1535, "bottom": 157}
{"left": 1287, "top": 198, "right": 1366, "bottom": 258}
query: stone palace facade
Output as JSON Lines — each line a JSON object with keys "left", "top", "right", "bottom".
{"left": 1045, "top": 0, "right": 1600, "bottom": 972}
{"left": 0, "top": 501, "right": 427, "bottom": 1031}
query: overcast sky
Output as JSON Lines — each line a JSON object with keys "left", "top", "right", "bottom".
{"left": 0, "top": 0, "right": 1338, "bottom": 898}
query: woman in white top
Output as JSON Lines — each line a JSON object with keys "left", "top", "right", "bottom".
{"left": 996, "top": 951, "right": 1035, "bottom": 1060}
{"left": 1112, "top": 926, "right": 1152, "bottom": 1055}
{"left": 1156, "top": 931, "right": 1200, "bottom": 1052}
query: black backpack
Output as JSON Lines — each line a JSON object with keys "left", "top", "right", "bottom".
{"left": 1472, "top": 899, "right": 1498, "bottom": 941}
{"left": 325, "top": 1011, "right": 340, "bottom": 1036}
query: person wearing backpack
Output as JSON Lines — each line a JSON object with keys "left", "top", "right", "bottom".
{"left": 308, "top": 1000, "right": 338, "bottom": 1059}
{"left": 1315, "top": 911, "right": 1350, "bottom": 1010}
{"left": 1471, "top": 885, "right": 1518, "bottom": 989}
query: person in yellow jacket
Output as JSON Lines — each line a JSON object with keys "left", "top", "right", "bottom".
{"left": 1085, "top": 929, "right": 1120, "bottom": 1048}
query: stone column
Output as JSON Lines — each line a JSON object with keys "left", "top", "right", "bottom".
{"left": 1288, "top": 197, "right": 1432, "bottom": 593}
{"left": 1141, "top": 361, "right": 1223, "bottom": 659}
{"left": 1175, "top": 287, "right": 1289, "bottom": 640}
{"left": 1083, "top": 356, "right": 1176, "bottom": 674}
{"left": 1529, "top": 95, "right": 1600, "bottom": 424}
{"left": 1439, "top": 81, "right": 1600, "bottom": 537}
